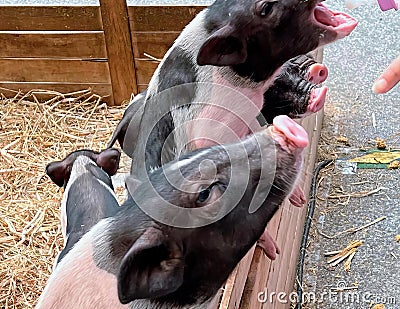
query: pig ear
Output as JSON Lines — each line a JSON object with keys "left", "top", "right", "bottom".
{"left": 117, "top": 227, "right": 184, "bottom": 304}
{"left": 96, "top": 148, "right": 121, "bottom": 176}
{"left": 197, "top": 25, "right": 247, "bottom": 66}
{"left": 45, "top": 161, "right": 68, "bottom": 187}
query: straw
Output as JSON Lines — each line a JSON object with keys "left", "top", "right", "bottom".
{"left": 0, "top": 88, "right": 128, "bottom": 308}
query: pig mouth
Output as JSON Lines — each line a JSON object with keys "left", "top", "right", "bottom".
{"left": 308, "top": 85, "right": 327, "bottom": 113}
{"left": 312, "top": 3, "right": 358, "bottom": 39}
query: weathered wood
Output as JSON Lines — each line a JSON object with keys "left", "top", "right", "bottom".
{"left": 131, "top": 31, "right": 180, "bottom": 59}
{"left": 239, "top": 208, "right": 283, "bottom": 309}
{"left": 128, "top": 6, "right": 205, "bottom": 32}
{"left": 0, "top": 6, "right": 102, "bottom": 31}
{"left": 218, "top": 246, "right": 256, "bottom": 309}
{"left": 0, "top": 59, "right": 110, "bottom": 83}
{"left": 100, "top": 0, "right": 137, "bottom": 106}
{"left": 134, "top": 59, "right": 160, "bottom": 85}
{"left": 0, "top": 82, "right": 111, "bottom": 96}
{"left": 0, "top": 32, "right": 107, "bottom": 59}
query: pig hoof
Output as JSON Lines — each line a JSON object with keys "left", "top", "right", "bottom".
{"left": 257, "top": 229, "right": 280, "bottom": 260}
{"left": 289, "top": 185, "right": 306, "bottom": 207}
{"left": 269, "top": 115, "right": 309, "bottom": 151}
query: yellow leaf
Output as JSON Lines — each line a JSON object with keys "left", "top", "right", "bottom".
{"left": 349, "top": 152, "right": 400, "bottom": 164}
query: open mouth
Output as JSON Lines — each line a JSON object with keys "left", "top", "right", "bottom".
{"left": 308, "top": 85, "right": 328, "bottom": 113}
{"left": 312, "top": 3, "right": 358, "bottom": 39}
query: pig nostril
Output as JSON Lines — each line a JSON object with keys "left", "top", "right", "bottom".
{"left": 319, "top": 70, "right": 325, "bottom": 77}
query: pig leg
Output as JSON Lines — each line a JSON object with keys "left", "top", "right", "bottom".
{"left": 289, "top": 185, "right": 307, "bottom": 207}
{"left": 257, "top": 116, "right": 309, "bottom": 259}
{"left": 257, "top": 228, "right": 281, "bottom": 260}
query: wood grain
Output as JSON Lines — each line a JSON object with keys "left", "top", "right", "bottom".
{"left": 131, "top": 31, "right": 180, "bottom": 59}
{"left": 0, "top": 6, "right": 102, "bottom": 31}
{"left": 129, "top": 6, "right": 205, "bottom": 32}
{"left": 100, "top": 0, "right": 137, "bottom": 105}
{"left": 0, "top": 59, "right": 110, "bottom": 83}
{"left": 0, "top": 32, "right": 107, "bottom": 59}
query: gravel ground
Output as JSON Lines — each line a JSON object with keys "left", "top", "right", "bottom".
{"left": 302, "top": 2, "right": 399, "bottom": 309}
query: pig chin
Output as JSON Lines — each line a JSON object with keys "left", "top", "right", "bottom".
{"left": 312, "top": 3, "right": 358, "bottom": 44}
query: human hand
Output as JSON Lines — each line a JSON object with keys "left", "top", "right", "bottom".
{"left": 373, "top": 54, "right": 400, "bottom": 94}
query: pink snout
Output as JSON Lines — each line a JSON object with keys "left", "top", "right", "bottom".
{"left": 272, "top": 115, "right": 309, "bottom": 150}
{"left": 307, "top": 63, "right": 328, "bottom": 84}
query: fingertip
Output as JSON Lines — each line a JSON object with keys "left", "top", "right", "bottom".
{"left": 372, "top": 78, "right": 388, "bottom": 94}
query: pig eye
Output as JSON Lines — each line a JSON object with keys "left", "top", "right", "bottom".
{"left": 197, "top": 187, "right": 212, "bottom": 203}
{"left": 257, "top": 1, "right": 276, "bottom": 17}
{"left": 196, "top": 183, "right": 219, "bottom": 204}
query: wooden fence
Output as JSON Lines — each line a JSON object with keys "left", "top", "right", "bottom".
{"left": 0, "top": 2, "right": 323, "bottom": 308}
{"left": 0, "top": 2, "right": 203, "bottom": 105}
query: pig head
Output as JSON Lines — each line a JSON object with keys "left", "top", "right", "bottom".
{"left": 45, "top": 148, "right": 121, "bottom": 265}
{"left": 37, "top": 116, "right": 308, "bottom": 309}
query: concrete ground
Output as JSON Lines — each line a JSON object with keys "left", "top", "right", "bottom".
{"left": 302, "top": 3, "right": 400, "bottom": 309}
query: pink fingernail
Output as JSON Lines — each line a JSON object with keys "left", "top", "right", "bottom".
{"left": 373, "top": 78, "right": 388, "bottom": 93}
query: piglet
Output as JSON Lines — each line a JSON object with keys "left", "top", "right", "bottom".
{"left": 37, "top": 116, "right": 308, "bottom": 309}
{"left": 45, "top": 148, "right": 121, "bottom": 265}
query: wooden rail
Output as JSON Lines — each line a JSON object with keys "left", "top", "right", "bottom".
{"left": 0, "top": 5, "right": 204, "bottom": 105}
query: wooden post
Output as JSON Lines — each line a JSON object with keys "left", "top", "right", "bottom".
{"left": 99, "top": 0, "right": 137, "bottom": 106}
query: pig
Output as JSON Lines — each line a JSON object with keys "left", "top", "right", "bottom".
{"left": 36, "top": 115, "right": 308, "bottom": 309}
{"left": 45, "top": 148, "right": 121, "bottom": 265}
{"left": 129, "top": 0, "right": 357, "bottom": 173}
{"left": 107, "top": 54, "right": 329, "bottom": 260}
{"left": 107, "top": 54, "right": 329, "bottom": 152}
{"left": 111, "top": 0, "right": 356, "bottom": 261}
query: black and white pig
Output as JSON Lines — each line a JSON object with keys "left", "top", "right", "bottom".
{"left": 45, "top": 148, "right": 121, "bottom": 265}
{"left": 109, "top": 0, "right": 357, "bottom": 261}
{"left": 107, "top": 54, "right": 329, "bottom": 151}
{"left": 36, "top": 115, "right": 308, "bottom": 309}
{"left": 128, "top": 0, "right": 357, "bottom": 175}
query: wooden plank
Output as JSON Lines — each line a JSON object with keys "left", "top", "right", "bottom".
{"left": 100, "top": 0, "right": 137, "bottom": 106}
{"left": 239, "top": 208, "right": 283, "bottom": 309}
{"left": 0, "top": 32, "right": 107, "bottom": 59}
{"left": 282, "top": 111, "right": 324, "bottom": 304}
{"left": 128, "top": 6, "right": 205, "bottom": 32}
{"left": 239, "top": 248, "right": 268, "bottom": 309}
{"left": 218, "top": 246, "right": 256, "bottom": 309}
{"left": 0, "top": 82, "right": 113, "bottom": 104}
{"left": 0, "top": 6, "right": 102, "bottom": 31}
{"left": 135, "top": 59, "right": 160, "bottom": 85}
{"left": 138, "top": 84, "right": 148, "bottom": 93}
{"left": 131, "top": 31, "right": 180, "bottom": 59}
{"left": 0, "top": 82, "right": 111, "bottom": 96}
{"left": 0, "top": 59, "right": 110, "bottom": 83}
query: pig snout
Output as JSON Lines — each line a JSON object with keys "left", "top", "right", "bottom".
{"left": 307, "top": 63, "right": 329, "bottom": 114}
{"left": 307, "top": 63, "right": 328, "bottom": 84}
{"left": 268, "top": 115, "right": 309, "bottom": 152}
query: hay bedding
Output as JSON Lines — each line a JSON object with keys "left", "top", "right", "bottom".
{"left": 0, "top": 88, "right": 128, "bottom": 308}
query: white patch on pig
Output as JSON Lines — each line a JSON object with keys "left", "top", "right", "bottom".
{"left": 36, "top": 220, "right": 128, "bottom": 309}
